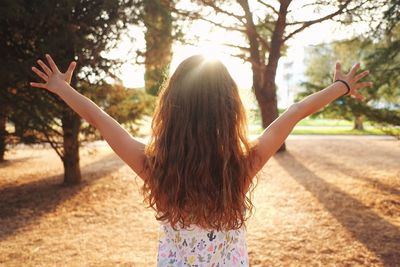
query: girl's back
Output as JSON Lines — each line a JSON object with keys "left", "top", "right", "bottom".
{"left": 157, "top": 222, "right": 248, "bottom": 266}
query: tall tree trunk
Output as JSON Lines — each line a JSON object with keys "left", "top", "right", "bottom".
{"left": 144, "top": 0, "right": 173, "bottom": 96}
{"left": 257, "top": 1, "right": 290, "bottom": 152}
{"left": 258, "top": 67, "right": 280, "bottom": 127}
{"left": 353, "top": 115, "right": 364, "bottom": 130}
{"left": 0, "top": 102, "right": 7, "bottom": 162}
{"left": 240, "top": 0, "right": 283, "bottom": 149}
{"left": 61, "top": 109, "right": 81, "bottom": 185}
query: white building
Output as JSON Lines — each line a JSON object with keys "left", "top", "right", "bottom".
{"left": 276, "top": 45, "right": 307, "bottom": 109}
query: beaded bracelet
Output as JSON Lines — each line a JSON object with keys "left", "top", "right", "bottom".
{"left": 335, "top": 79, "right": 351, "bottom": 96}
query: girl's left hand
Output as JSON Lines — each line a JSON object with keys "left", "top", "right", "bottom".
{"left": 334, "top": 62, "right": 373, "bottom": 101}
{"left": 30, "top": 54, "right": 76, "bottom": 94}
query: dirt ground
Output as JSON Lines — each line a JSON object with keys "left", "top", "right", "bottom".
{"left": 0, "top": 137, "right": 399, "bottom": 266}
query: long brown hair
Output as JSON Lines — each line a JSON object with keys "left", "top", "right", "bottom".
{"left": 142, "top": 55, "right": 258, "bottom": 230}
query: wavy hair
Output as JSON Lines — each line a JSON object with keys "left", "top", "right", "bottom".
{"left": 142, "top": 55, "right": 258, "bottom": 230}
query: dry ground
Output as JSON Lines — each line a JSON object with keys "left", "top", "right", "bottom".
{"left": 0, "top": 137, "right": 399, "bottom": 266}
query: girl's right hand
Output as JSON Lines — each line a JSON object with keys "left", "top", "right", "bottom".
{"left": 30, "top": 54, "right": 76, "bottom": 94}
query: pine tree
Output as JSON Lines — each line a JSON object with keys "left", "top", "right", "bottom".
{"left": 0, "top": 0, "right": 144, "bottom": 184}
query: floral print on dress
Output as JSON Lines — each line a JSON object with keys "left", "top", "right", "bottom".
{"left": 157, "top": 222, "right": 249, "bottom": 266}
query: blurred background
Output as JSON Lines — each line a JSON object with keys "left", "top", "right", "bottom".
{"left": 0, "top": 0, "right": 399, "bottom": 266}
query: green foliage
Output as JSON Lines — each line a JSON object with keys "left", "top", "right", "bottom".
{"left": 0, "top": 0, "right": 144, "bottom": 154}
{"left": 365, "top": 27, "right": 400, "bottom": 105}
{"left": 144, "top": 66, "right": 169, "bottom": 96}
{"left": 381, "top": 0, "right": 400, "bottom": 33}
{"left": 291, "top": 128, "right": 391, "bottom": 136}
{"left": 299, "top": 32, "right": 399, "bottom": 132}
{"left": 360, "top": 104, "right": 400, "bottom": 139}
{"left": 362, "top": 1, "right": 400, "bottom": 137}
{"left": 143, "top": 0, "right": 173, "bottom": 96}
{"left": 81, "top": 82, "right": 155, "bottom": 140}
{"left": 298, "top": 39, "right": 372, "bottom": 126}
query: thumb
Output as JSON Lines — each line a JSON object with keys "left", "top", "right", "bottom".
{"left": 334, "top": 61, "right": 342, "bottom": 81}
{"left": 65, "top": 61, "right": 77, "bottom": 83}
{"left": 335, "top": 61, "right": 341, "bottom": 74}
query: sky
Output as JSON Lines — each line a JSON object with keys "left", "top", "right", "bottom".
{"left": 107, "top": 1, "right": 372, "bottom": 109}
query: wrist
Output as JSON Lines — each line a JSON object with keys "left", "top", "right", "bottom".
{"left": 334, "top": 79, "right": 351, "bottom": 97}
{"left": 54, "top": 80, "right": 72, "bottom": 96}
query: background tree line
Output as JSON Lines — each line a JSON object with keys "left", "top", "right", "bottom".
{"left": 0, "top": 0, "right": 398, "bottom": 185}
{"left": 298, "top": 1, "right": 399, "bottom": 136}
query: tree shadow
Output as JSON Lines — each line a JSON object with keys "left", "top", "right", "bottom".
{"left": 322, "top": 139, "right": 400, "bottom": 171}
{"left": 0, "top": 156, "right": 33, "bottom": 168}
{"left": 275, "top": 151, "right": 400, "bottom": 267}
{"left": 0, "top": 152, "right": 129, "bottom": 241}
{"left": 319, "top": 155, "right": 400, "bottom": 197}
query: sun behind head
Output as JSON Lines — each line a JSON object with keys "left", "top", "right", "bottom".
{"left": 142, "top": 54, "right": 258, "bottom": 231}
{"left": 199, "top": 52, "right": 220, "bottom": 63}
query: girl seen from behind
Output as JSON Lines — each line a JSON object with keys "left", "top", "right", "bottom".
{"left": 30, "top": 54, "right": 372, "bottom": 266}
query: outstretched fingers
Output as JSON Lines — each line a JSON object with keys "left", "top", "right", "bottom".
{"left": 37, "top": 59, "right": 52, "bottom": 75}
{"left": 335, "top": 62, "right": 341, "bottom": 72}
{"left": 355, "top": 70, "right": 369, "bottom": 82}
{"left": 333, "top": 62, "right": 343, "bottom": 82}
{"left": 350, "top": 81, "right": 373, "bottom": 101}
{"left": 352, "top": 91, "right": 366, "bottom": 101}
{"left": 45, "top": 54, "right": 60, "bottom": 73}
{"left": 349, "top": 62, "right": 360, "bottom": 77}
{"left": 32, "top": 66, "right": 48, "bottom": 82}
{"left": 30, "top": 82, "right": 47, "bottom": 89}
{"left": 356, "top": 81, "right": 373, "bottom": 89}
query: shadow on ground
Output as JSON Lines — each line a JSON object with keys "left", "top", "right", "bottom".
{"left": 0, "top": 156, "right": 33, "bottom": 168}
{"left": 320, "top": 154, "right": 400, "bottom": 198}
{"left": 0, "top": 152, "right": 126, "bottom": 241}
{"left": 275, "top": 151, "right": 400, "bottom": 267}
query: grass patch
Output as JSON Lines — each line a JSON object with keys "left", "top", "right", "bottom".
{"left": 249, "top": 124, "right": 392, "bottom": 136}
{"left": 290, "top": 128, "right": 388, "bottom": 135}
{"left": 297, "top": 118, "right": 353, "bottom": 127}
{"left": 248, "top": 116, "right": 391, "bottom": 136}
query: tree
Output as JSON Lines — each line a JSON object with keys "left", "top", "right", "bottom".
{"left": 0, "top": 91, "right": 8, "bottom": 161}
{"left": 299, "top": 39, "right": 373, "bottom": 130}
{"left": 361, "top": 0, "right": 400, "bottom": 137}
{"left": 81, "top": 81, "right": 156, "bottom": 140}
{"left": 176, "top": 0, "right": 370, "bottom": 151}
{"left": 0, "top": 0, "right": 36, "bottom": 161}
{"left": 298, "top": 0, "right": 399, "bottom": 134}
{"left": 143, "top": 0, "right": 174, "bottom": 96}
{"left": 0, "top": 0, "right": 141, "bottom": 184}
{"left": 365, "top": 0, "right": 399, "bottom": 106}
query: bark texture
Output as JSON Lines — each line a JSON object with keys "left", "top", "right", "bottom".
{"left": 353, "top": 115, "right": 364, "bottom": 131}
{"left": 0, "top": 103, "right": 7, "bottom": 162}
{"left": 61, "top": 109, "right": 82, "bottom": 185}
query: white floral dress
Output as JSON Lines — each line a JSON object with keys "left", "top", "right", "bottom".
{"left": 157, "top": 222, "right": 249, "bottom": 266}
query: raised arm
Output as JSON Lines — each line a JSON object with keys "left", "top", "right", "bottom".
{"left": 248, "top": 62, "right": 372, "bottom": 178}
{"left": 30, "top": 54, "right": 149, "bottom": 181}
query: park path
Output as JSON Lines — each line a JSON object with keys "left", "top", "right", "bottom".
{"left": 0, "top": 137, "right": 399, "bottom": 266}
